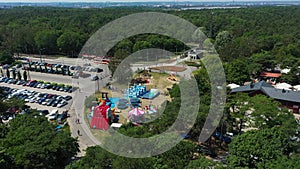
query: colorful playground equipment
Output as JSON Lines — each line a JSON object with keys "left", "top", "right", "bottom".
{"left": 145, "top": 104, "right": 157, "bottom": 115}
{"left": 124, "top": 84, "right": 160, "bottom": 100}
{"left": 128, "top": 107, "right": 145, "bottom": 123}
{"left": 125, "top": 84, "right": 147, "bottom": 98}
{"left": 168, "top": 73, "right": 178, "bottom": 82}
{"left": 89, "top": 99, "right": 119, "bottom": 130}
{"left": 141, "top": 89, "right": 160, "bottom": 99}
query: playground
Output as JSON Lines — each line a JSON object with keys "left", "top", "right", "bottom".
{"left": 84, "top": 71, "right": 178, "bottom": 138}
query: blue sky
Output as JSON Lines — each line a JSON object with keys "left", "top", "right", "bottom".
{"left": 0, "top": 0, "right": 297, "bottom": 2}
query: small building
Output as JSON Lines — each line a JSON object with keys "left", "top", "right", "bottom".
{"left": 231, "top": 81, "right": 300, "bottom": 114}
{"left": 188, "top": 49, "right": 203, "bottom": 60}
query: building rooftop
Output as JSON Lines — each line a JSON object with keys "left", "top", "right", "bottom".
{"left": 231, "top": 80, "right": 300, "bottom": 103}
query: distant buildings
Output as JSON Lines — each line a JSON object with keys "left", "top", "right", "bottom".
{"left": 231, "top": 81, "right": 300, "bottom": 114}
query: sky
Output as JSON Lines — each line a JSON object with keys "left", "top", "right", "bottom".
{"left": 0, "top": 0, "right": 297, "bottom": 3}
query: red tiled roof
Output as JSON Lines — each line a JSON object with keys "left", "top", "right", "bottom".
{"left": 260, "top": 72, "right": 282, "bottom": 78}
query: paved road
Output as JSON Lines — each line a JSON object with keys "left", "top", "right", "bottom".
{"left": 130, "top": 55, "right": 194, "bottom": 79}
{"left": 68, "top": 75, "right": 110, "bottom": 156}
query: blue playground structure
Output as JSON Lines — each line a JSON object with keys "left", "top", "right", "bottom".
{"left": 124, "top": 84, "right": 159, "bottom": 100}
{"left": 125, "top": 84, "right": 147, "bottom": 98}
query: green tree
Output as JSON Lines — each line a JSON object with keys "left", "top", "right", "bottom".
{"left": 23, "top": 71, "right": 27, "bottom": 81}
{"left": 280, "top": 66, "right": 300, "bottom": 85}
{"left": 0, "top": 69, "right": 3, "bottom": 77}
{"left": 57, "top": 31, "right": 82, "bottom": 57}
{"left": 67, "top": 146, "right": 114, "bottom": 169}
{"left": 214, "top": 31, "right": 232, "bottom": 50}
{"left": 260, "top": 156, "right": 300, "bottom": 169}
{"left": 185, "top": 157, "right": 223, "bottom": 169}
{"left": 227, "top": 128, "right": 294, "bottom": 168}
{"left": 0, "top": 51, "right": 14, "bottom": 64}
{"left": 50, "top": 65, "right": 54, "bottom": 72}
{"left": 249, "top": 95, "right": 297, "bottom": 133}
{"left": 225, "top": 93, "right": 251, "bottom": 134}
{"left": 28, "top": 62, "right": 32, "bottom": 69}
{"left": 34, "top": 30, "right": 58, "bottom": 54}
{"left": 17, "top": 71, "right": 21, "bottom": 80}
{"left": 251, "top": 51, "right": 276, "bottom": 70}
{"left": 133, "top": 41, "right": 152, "bottom": 52}
{"left": 225, "top": 58, "right": 251, "bottom": 85}
{"left": 156, "top": 141, "right": 196, "bottom": 169}
{"left": 0, "top": 146, "right": 14, "bottom": 169}
{"left": 1, "top": 114, "right": 79, "bottom": 169}
{"left": 113, "top": 156, "right": 154, "bottom": 169}
{"left": 6, "top": 69, "right": 10, "bottom": 78}
{"left": 12, "top": 70, "right": 16, "bottom": 79}
{"left": 44, "top": 64, "right": 48, "bottom": 73}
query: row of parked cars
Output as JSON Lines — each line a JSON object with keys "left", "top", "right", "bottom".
{"left": 1, "top": 86, "right": 72, "bottom": 108}
{"left": 0, "top": 77, "right": 74, "bottom": 93}
{"left": 27, "top": 61, "right": 102, "bottom": 72}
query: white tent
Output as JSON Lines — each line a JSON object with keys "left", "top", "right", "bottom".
{"left": 281, "top": 68, "right": 291, "bottom": 74}
{"left": 275, "top": 83, "right": 292, "bottom": 90}
{"left": 293, "top": 85, "right": 300, "bottom": 91}
{"left": 227, "top": 83, "right": 240, "bottom": 89}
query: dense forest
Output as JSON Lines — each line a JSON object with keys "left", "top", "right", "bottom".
{"left": 0, "top": 6, "right": 299, "bottom": 82}
{"left": 0, "top": 6, "right": 300, "bottom": 169}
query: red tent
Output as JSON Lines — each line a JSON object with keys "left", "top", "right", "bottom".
{"left": 90, "top": 117, "right": 109, "bottom": 130}
{"left": 90, "top": 103, "right": 110, "bottom": 130}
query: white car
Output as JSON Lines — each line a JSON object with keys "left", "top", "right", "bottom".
{"left": 46, "top": 109, "right": 58, "bottom": 120}
{"left": 42, "top": 99, "right": 50, "bottom": 105}
{"left": 29, "top": 97, "right": 38, "bottom": 103}
{"left": 25, "top": 96, "right": 33, "bottom": 102}
{"left": 57, "top": 100, "right": 68, "bottom": 108}
{"left": 36, "top": 83, "right": 42, "bottom": 88}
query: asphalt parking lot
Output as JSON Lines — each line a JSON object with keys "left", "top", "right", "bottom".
{"left": 0, "top": 79, "right": 74, "bottom": 116}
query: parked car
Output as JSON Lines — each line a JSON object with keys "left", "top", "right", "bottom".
{"left": 46, "top": 109, "right": 58, "bottom": 120}
{"left": 57, "top": 110, "right": 68, "bottom": 124}
{"left": 38, "top": 110, "right": 49, "bottom": 116}
{"left": 68, "top": 87, "right": 74, "bottom": 93}
{"left": 47, "top": 99, "right": 55, "bottom": 106}
{"left": 91, "top": 75, "right": 99, "bottom": 81}
{"left": 27, "top": 80, "right": 37, "bottom": 87}
{"left": 57, "top": 100, "right": 68, "bottom": 108}
{"left": 64, "top": 95, "right": 72, "bottom": 101}
{"left": 42, "top": 99, "right": 51, "bottom": 105}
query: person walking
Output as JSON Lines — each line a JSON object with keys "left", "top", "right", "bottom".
{"left": 77, "top": 129, "right": 81, "bottom": 136}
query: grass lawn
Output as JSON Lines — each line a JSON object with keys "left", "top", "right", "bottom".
{"left": 150, "top": 66, "right": 186, "bottom": 72}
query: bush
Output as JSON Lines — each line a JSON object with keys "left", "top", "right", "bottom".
{"left": 51, "top": 82, "right": 58, "bottom": 86}
{"left": 37, "top": 80, "right": 44, "bottom": 83}
{"left": 184, "top": 61, "right": 201, "bottom": 67}
{"left": 12, "top": 60, "right": 22, "bottom": 66}
{"left": 58, "top": 84, "right": 65, "bottom": 87}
